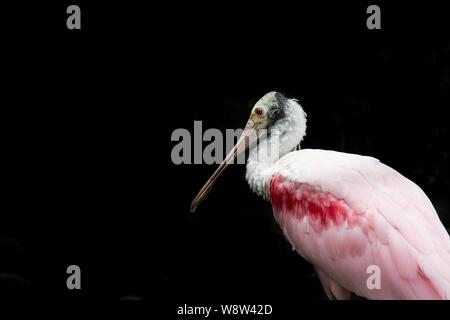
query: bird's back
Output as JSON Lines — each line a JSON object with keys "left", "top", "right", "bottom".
{"left": 269, "top": 149, "right": 450, "bottom": 299}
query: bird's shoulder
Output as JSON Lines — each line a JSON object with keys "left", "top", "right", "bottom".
{"left": 274, "top": 149, "right": 381, "bottom": 189}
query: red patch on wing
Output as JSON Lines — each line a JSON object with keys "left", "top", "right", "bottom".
{"left": 270, "top": 175, "right": 358, "bottom": 229}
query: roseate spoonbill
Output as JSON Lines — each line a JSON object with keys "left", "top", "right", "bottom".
{"left": 190, "top": 92, "right": 450, "bottom": 300}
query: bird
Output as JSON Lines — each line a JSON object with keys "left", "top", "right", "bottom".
{"left": 190, "top": 91, "right": 450, "bottom": 300}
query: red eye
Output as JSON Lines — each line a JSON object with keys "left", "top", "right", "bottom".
{"left": 255, "top": 108, "right": 264, "bottom": 116}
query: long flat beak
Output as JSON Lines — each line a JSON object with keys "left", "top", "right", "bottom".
{"left": 190, "top": 119, "right": 258, "bottom": 213}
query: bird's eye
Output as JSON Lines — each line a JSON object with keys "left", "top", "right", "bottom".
{"left": 254, "top": 108, "right": 264, "bottom": 116}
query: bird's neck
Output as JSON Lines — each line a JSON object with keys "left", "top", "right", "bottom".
{"left": 245, "top": 99, "right": 307, "bottom": 200}
{"left": 245, "top": 129, "right": 301, "bottom": 200}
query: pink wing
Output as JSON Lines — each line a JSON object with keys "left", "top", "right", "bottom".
{"left": 269, "top": 149, "right": 450, "bottom": 299}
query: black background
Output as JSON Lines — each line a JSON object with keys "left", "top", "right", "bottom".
{"left": 1, "top": 0, "right": 449, "bottom": 311}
